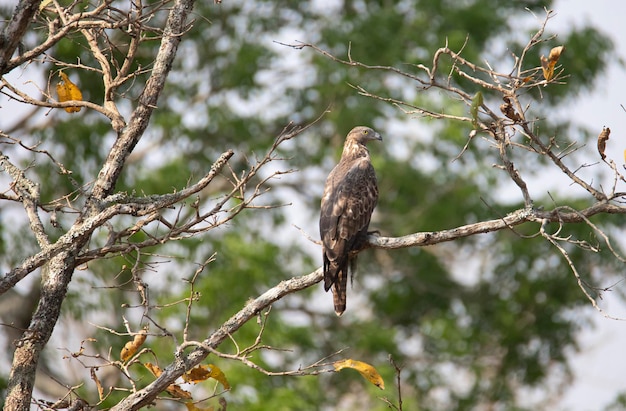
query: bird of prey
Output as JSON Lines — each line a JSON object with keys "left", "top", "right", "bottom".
{"left": 320, "top": 126, "right": 382, "bottom": 316}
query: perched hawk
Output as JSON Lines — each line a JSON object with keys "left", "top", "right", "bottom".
{"left": 320, "top": 126, "right": 382, "bottom": 316}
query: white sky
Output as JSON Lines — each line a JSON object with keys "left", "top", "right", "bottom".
{"left": 550, "top": 2, "right": 626, "bottom": 410}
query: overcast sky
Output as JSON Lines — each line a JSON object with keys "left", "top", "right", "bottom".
{"left": 551, "top": 2, "right": 626, "bottom": 410}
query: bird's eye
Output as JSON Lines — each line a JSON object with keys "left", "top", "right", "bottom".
{"left": 364, "top": 130, "right": 368, "bottom": 134}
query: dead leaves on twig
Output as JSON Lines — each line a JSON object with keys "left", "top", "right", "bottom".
{"left": 185, "top": 399, "right": 227, "bottom": 411}
{"left": 597, "top": 127, "right": 610, "bottom": 160}
{"left": 91, "top": 368, "right": 105, "bottom": 401}
{"left": 120, "top": 329, "right": 231, "bottom": 405}
{"left": 500, "top": 96, "right": 522, "bottom": 122}
{"left": 120, "top": 328, "right": 148, "bottom": 362}
{"left": 183, "top": 364, "right": 231, "bottom": 390}
{"left": 55, "top": 71, "right": 83, "bottom": 113}
{"left": 143, "top": 361, "right": 230, "bottom": 404}
{"left": 333, "top": 359, "right": 385, "bottom": 390}
{"left": 145, "top": 362, "right": 193, "bottom": 399}
{"left": 540, "top": 45, "right": 565, "bottom": 81}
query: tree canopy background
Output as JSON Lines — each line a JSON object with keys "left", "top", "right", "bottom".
{"left": 1, "top": 0, "right": 625, "bottom": 410}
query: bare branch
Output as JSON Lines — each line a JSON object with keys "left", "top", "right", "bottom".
{"left": 278, "top": 41, "right": 429, "bottom": 86}
{"left": 110, "top": 268, "right": 324, "bottom": 410}
{"left": 88, "top": 0, "right": 196, "bottom": 202}
{"left": 3, "top": 0, "right": 198, "bottom": 406}
{"left": 366, "top": 202, "right": 626, "bottom": 250}
{"left": 540, "top": 219, "right": 622, "bottom": 320}
{"left": 0, "top": 152, "right": 50, "bottom": 248}
{"left": 0, "top": 0, "right": 42, "bottom": 74}
{"left": 0, "top": 149, "right": 233, "bottom": 295}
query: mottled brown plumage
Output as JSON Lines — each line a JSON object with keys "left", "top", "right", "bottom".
{"left": 320, "top": 126, "right": 382, "bottom": 316}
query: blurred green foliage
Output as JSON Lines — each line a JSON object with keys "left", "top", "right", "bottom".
{"left": 0, "top": 0, "right": 622, "bottom": 410}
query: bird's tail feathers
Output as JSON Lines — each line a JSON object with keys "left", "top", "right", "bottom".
{"left": 324, "top": 256, "right": 357, "bottom": 316}
{"left": 349, "top": 255, "right": 358, "bottom": 287}
{"left": 323, "top": 254, "right": 347, "bottom": 291}
{"left": 323, "top": 259, "right": 334, "bottom": 291}
{"left": 332, "top": 281, "right": 347, "bottom": 316}
{"left": 331, "top": 264, "right": 348, "bottom": 316}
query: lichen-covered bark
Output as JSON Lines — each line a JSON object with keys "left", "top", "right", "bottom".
{"left": 5, "top": 252, "right": 78, "bottom": 411}
{"left": 0, "top": 0, "right": 42, "bottom": 74}
{"left": 3, "top": 0, "right": 197, "bottom": 408}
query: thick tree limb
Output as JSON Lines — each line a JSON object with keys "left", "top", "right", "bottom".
{"left": 0, "top": 153, "right": 49, "bottom": 248}
{"left": 3, "top": 0, "right": 197, "bottom": 408}
{"left": 110, "top": 268, "right": 323, "bottom": 411}
{"left": 109, "top": 200, "right": 626, "bottom": 409}
{"left": 4, "top": 251, "right": 77, "bottom": 411}
{"left": 0, "top": 149, "right": 232, "bottom": 295}
{"left": 0, "top": 0, "right": 41, "bottom": 74}
{"left": 366, "top": 202, "right": 626, "bottom": 250}
{"left": 88, "top": 0, "right": 196, "bottom": 202}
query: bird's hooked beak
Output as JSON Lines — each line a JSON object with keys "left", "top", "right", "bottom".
{"left": 374, "top": 132, "right": 382, "bottom": 141}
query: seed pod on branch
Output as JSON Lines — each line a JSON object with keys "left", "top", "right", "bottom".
{"left": 500, "top": 96, "right": 522, "bottom": 122}
{"left": 597, "top": 126, "right": 610, "bottom": 160}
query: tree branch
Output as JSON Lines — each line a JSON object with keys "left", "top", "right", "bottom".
{"left": 87, "top": 0, "right": 196, "bottom": 202}
{"left": 0, "top": 149, "right": 233, "bottom": 295}
{"left": 0, "top": 0, "right": 41, "bottom": 74}
{"left": 5, "top": 250, "right": 78, "bottom": 411}
{"left": 0, "top": 152, "right": 50, "bottom": 248}
{"left": 108, "top": 199, "right": 626, "bottom": 409}
{"left": 366, "top": 202, "right": 626, "bottom": 250}
{"left": 110, "top": 268, "right": 323, "bottom": 411}
{"left": 3, "top": 0, "right": 197, "bottom": 406}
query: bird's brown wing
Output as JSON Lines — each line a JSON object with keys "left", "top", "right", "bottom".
{"left": 320, "top": 157, "right": 378, "bottom": 310}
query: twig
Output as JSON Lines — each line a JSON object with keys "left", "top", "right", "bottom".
{"left": 539, "top": 219, "right": 623, "bottom": 320}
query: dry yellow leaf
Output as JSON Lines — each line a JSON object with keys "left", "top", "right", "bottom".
{"left": 144, "top": 362, "right": 192, "bottom": 399}
{"left": 144, "top": 362, "right": 162, "bottom": 377}
{"left": 183, "top": 365, "right": 211, "bottom": 384}
{"left": 549, "top": 45, "right": 565, "bottom": 62}
{"left": 183, "top": 364, "right": 230, "bottom": 390}
{"left": 166, "top": 384, "right": 192, "bottom": 399}
{"left": 539, "top": 56, "right": 553, "bottom": 81}
{"left": 55, "top": 71, "right": 83, "bottom": 113}
{"left": 120, "top": 329, "right": 147, "bottom": 362}
{"left": 207, "top": 364, "right": 230, "bottom": 390}
{"left": 540, "top": 45, "right": 565, "bottom": 81}
{"left": 333, "top": 359, "right": 385, "bottom": 390}
{"left": 185, "top": 402, "right": 215, "bottom": 411}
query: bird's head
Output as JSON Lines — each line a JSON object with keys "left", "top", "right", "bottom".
{"left": 348, "top": 126, "right": 382, "bottom": 145}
